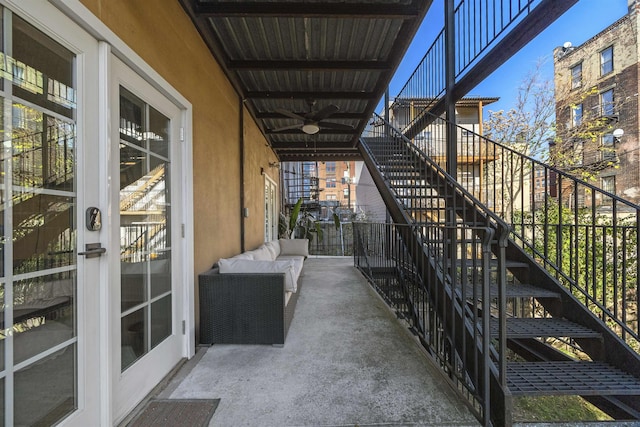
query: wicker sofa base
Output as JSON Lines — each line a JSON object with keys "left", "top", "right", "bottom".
{"left": 198, "top": 268, "right": 301, "bottom": 345}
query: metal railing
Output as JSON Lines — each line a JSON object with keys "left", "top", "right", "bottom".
{"left": 394, "top": 0, "right": 545, "bottom": 133}
{"left": 454, "top": 0, "right": 542, "bottom": 78}
{"left": 359, "top": 115, "right": 514, "bottom": 425}
{"left": 354, "top": 221, "right": 504, "bottom": 424}
{"left": 405, "top": 109, "right": 640, "bottom": 352}
{"left": 308, "top": 222, "right": 354, "bottom": 256}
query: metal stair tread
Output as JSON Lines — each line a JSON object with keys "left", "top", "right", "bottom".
{"left": 507, "top": 361, "right": 640, "bottom": 396}
{"left": 490, "top": 317, "right": 601, "bottom": 339}
{"left": 461, "top": 283, "right": 561, "bottom": 299}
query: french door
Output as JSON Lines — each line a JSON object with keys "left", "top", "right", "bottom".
{"left": 0, "top": 2, "right": 102, "bottom": 426}
{"left": 110, "top": 56, "right": 185, "bottom": 422}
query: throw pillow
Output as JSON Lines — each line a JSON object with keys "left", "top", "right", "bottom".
{"left": 279, "top": 238, "right": 309, "bottom": 257}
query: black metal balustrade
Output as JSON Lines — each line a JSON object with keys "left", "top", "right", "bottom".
{"left": 357, "top": 114, "right": 640, "bottom": 425}
{"left": 354, "top": 221, "right": 506, "bottom": 423}
{"left": 396, "top": 0, "right": 561, "bottom": 137}
{"left": 308, "top": 222, "right": 354, "bottom": 257}
{"left": 412, "top": 109, "right": 640, "bottom": 353}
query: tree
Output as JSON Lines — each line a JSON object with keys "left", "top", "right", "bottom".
{"left": 484, "top": 59, "right": 556, "bottom": 160}
{"left": 482, "top": 59, "right": 556, "bottom": 217}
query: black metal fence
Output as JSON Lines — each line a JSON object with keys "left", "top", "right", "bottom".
{"left": 411, "top": 110, "right": 640, "bottom": 352}
{"left": 308, "top": 222, "right": 354, "bottom": 256}
{"left": 353, "top": 221, "right": 507, "bottom": 424}
{"left": 395, "top": 0, "right": 545, "bottom": 134}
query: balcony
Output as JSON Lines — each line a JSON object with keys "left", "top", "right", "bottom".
{"left": 130, "top": 257, "right": 479, "bottom": 425}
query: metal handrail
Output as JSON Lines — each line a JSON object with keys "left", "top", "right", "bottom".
{"left": 403, "top": 109, "right": 640, "bottom": 351}
{"left": 353, "top": 221, "right": 501, "bottom": 425}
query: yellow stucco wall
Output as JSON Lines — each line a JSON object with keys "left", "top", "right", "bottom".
{"left": 79, "top": 0, "right": 279, "bottom": 318}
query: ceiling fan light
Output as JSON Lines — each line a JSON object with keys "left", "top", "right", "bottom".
{"left": 302, "top": 123, "right": 320, "bottom": 134}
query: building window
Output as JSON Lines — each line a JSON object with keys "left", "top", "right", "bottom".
{"left": 326, "top": 178, "right": 336, "bottom": 188}
{"left": 602, "top": 175, "right": 615, "bottom": 194}
{"left": 326, "top": 193, "right": 337, "bottom": 200}
{"left": 325, "top": 161, "right": 336, "bottom": 173}
{"left": 601, "top": 89, "right": 614, "bottom": 116}
{"left": 572, "top": 140, "right": 584, "bottom": 166}
{"left": 600, "top": 46, "right": 613, "bottom": 76}
{"left": 570, "top": 63, "right": 582, "bottom": 89}
{"left": 571, "top": 103, "right": 583, "bottom": 127}
{"left": 601, "top": 134, "right": 616, "bottom": 162}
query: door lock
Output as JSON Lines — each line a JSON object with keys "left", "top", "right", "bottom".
{"left": 79, "top": 243, "right": 107, "bottom": 258}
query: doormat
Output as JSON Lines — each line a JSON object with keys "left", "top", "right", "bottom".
{"left": 127, "top": 399, "right": 220, "bottom": 427}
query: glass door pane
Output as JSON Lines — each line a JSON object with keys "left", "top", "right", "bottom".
{"left": 1, "top": 9, "right": 78, "bottom": 426}
{"left": 119, "top": 87, "right": 172, "bottom": 371}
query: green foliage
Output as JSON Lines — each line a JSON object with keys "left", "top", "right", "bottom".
{"left": 289, "top": 197, "right": 303, "bottom": 236}
{"left": 279, "top": 198, "right": 341, "bottom": 243}
{"left": 514, "top": 204, "right": 638, "bottom": 351}
{"left": 513, "top": 396, "right": 610, "bottom": 422}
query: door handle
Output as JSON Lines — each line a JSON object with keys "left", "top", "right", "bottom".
{"left": 79, "top": 243, "right": 107, "bottom": 258}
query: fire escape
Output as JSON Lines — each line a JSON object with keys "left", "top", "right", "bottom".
{"left": 355, "top": 1, "right": 640, "bottom": 425}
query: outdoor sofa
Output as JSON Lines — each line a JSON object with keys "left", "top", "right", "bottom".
{"left": 198, "top": 238, "right": 309, "bottom": 345}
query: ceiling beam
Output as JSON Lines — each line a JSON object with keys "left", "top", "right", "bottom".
{"left": 278, "top": 153, "right": 363, "bottom": 162}
{"left": 246, "top": 91, "right": 377, "bottom": 100}
{"left": 229, "top": 60, "right": 391, "bottom": 71}
{"left": 271, "top": 141, "right": 357, "bottom": 150}
{"left": 266, "top": 129, "right": 357, "bottom": 135}
{"left": 256, "top": 112, "right": 366, "bottom": 120}
{"left": 194, "top": 2, "right": 421, "bottom": 18}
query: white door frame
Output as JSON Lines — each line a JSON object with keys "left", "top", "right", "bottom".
{"left": 109, "top": 55, "right": 188, "bottom": 423}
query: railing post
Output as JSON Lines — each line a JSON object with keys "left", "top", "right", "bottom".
{"left": 481, "top": 227, "right": 495, "bottom": 427}
{"left": 444, "top": 0, "right": 457, "bottom": 180}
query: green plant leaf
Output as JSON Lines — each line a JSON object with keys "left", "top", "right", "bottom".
{"left": 315, "top": 221, "right": 323, "bottom": 241}
{"left": 289, "top": 198, "right": 303, "bottom": 237}
{"left": 332, "top": 212, "right": 341, "bottom": 230}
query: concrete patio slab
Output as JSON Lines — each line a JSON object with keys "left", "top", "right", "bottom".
{"left": 166, "top": 257, "right": 479, "bottom": 426}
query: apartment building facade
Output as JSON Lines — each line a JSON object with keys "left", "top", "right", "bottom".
{"left": 554, "top": 0, "right": 640, "bottom": 205}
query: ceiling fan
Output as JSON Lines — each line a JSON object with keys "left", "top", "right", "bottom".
{"left": 272, "top": 99, "right": 353, "bottom": 135}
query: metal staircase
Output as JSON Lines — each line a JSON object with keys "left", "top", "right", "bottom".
{"left": 354, "top": 115, "right": 640, "bottom": 426}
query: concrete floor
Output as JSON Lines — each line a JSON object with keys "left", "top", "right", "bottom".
{"left": 162, "top": 257, "right": 479, "bottom": 426}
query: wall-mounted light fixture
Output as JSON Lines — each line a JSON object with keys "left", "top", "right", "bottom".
{"left": 613, "top": 128, "right": 624, "bottom": 141}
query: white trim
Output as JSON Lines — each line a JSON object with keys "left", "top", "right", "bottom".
{"left": 97, "top": 40, "right": 113, "bottom": 427}
{"left": 181, "top": 107, "right": 196, "bottom": 357}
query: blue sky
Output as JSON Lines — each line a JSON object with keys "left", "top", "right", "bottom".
{"left": 387, "top": 0, "right": 630, "bottom": 114}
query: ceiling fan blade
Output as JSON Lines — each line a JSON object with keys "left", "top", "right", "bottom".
{"left": 311, "top": 104, "right": 339, "bottom": 121}
{"left": 271, "top": 123, "right": 304, "bottom": 132}
{"left": 318, "top": 121, "right": 353, "bottom": 131}
{"left": 274, "top": 108, "right": 306, "bottom": 121}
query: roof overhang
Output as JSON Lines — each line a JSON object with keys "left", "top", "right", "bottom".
{"left": 179, "top": 0, "right": 434, "bottom": 161}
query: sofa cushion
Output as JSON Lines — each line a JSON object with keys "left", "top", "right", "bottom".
{"left": 217, "top": 258, "right": 298, "bottom": 292}
{"left": 264, "top": 240, "right": 280, "bottom": 259}
{"left": 231, "top": 252, "right": 254, "bottom": 260}
{"left": 247, "top": 245, "right": 273, "bottom": 261}
{"left": 279, "top": 238, "right": 309, "bottom": 258}
{"left": 276, "top": 255, "right": 305, "bottom": 278}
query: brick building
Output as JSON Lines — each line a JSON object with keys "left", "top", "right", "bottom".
{"left": 554, "top": 0, "right": 640, "bottom": 205}
{"left": 282, "top": 160, "right": 357, "bottom": 220}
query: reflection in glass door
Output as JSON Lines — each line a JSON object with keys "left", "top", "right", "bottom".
{"left": 0, "top": 9, "right": 79, "bottom": 426}
{"left": 265, "top": 176, "right": 277, "bottom": 241}
{"left": 119, "top": 87, "right": 172, "bottom": 371}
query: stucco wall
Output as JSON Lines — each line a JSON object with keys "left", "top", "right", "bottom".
{"left": 79, "top": 0, "right": 279, "bottom": 320}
